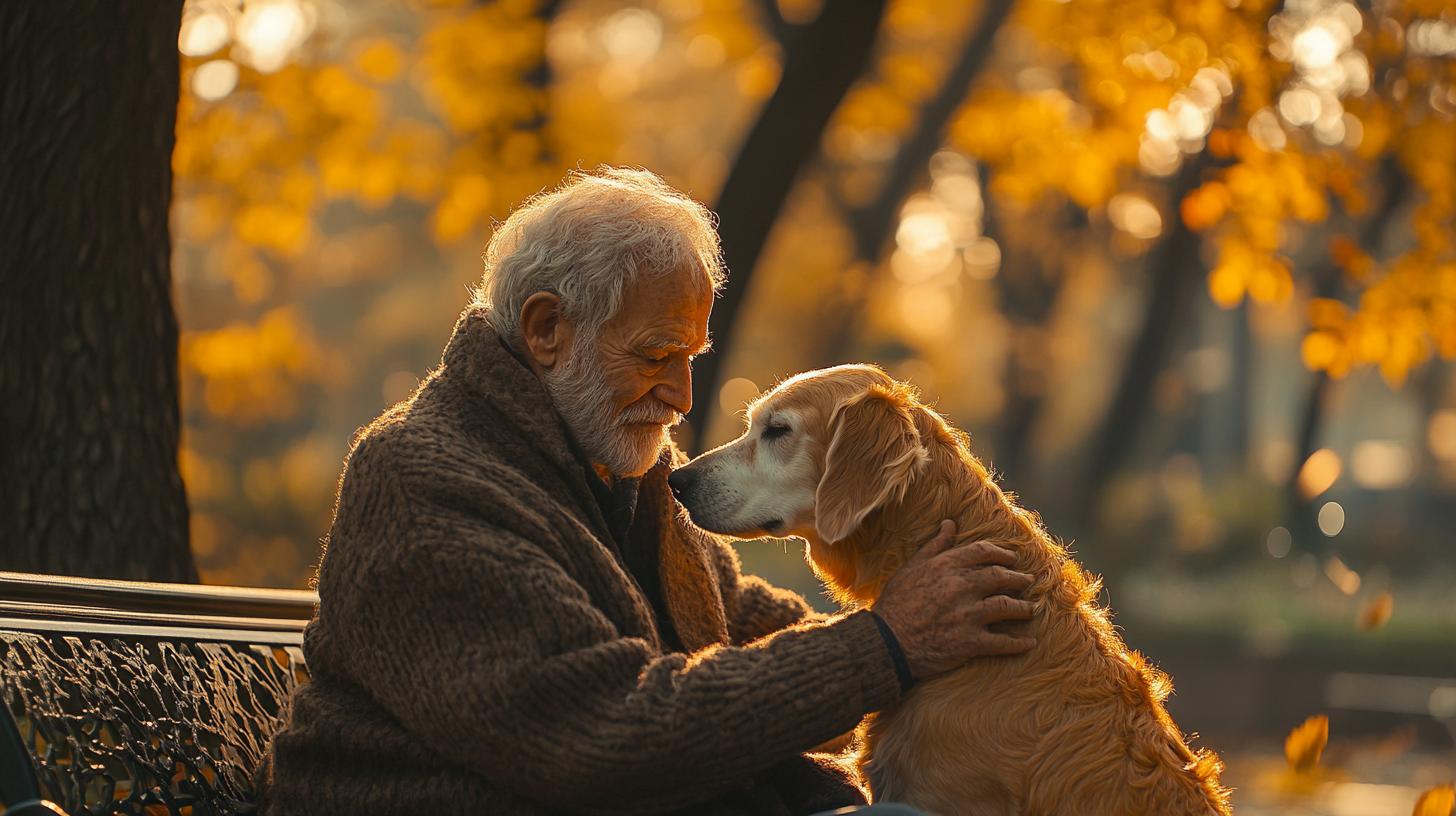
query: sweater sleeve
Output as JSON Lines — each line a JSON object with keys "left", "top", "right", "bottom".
{"left": 707, "top": 536, "right": 826, "bottom": 644}
{"left": 315, "top": 433, "right": 903, "bottom": 815}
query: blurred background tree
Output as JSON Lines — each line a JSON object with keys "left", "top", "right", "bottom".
{"left": 164, "top": 0, "right": 1456, "bottom": 629}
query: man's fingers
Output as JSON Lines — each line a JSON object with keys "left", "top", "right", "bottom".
{"left": 975, "top": 595, "right": 1036, "bottom": 622}
{"left": 941, "top": 540, "right": 1019, "bottom": 569}
{"left": 907, "top": 520, "right": 957, "bottom": 565}
{"left": 966, "top": 565, "right": 1035, "bottom": 596}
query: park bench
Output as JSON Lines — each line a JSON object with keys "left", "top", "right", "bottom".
{"left": 0, "top": 571, "right": 316, "bottom": 815}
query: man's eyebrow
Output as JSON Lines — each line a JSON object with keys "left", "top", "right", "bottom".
{"left": 643, "top": 337, "right": 714, "bottom": 355}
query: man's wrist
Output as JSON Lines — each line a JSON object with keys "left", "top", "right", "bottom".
{"left": 868, "top": 611, "right": 915, "bottom": 692}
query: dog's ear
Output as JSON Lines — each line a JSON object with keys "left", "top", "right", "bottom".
{"left": 815, "top": 385, "right": 930, "bottom": 543}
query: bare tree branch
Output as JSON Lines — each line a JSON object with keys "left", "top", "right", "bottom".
{"left": 686, "top": 0, "right": 888, "bottom": 451}
{"left": 814, "top": 0, "right": 1017, "bottom": 368}
{"left": 846, "top": 0, "right": 1017, "bottom": 261}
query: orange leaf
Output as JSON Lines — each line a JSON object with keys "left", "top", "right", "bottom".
{"left": 1414, "top": 785, "right": 1455, "bottom": 816}
{"left": 1285, "top": 714, "right": 1328, "bottom": 773}
{"left": 1358, "top": 591, "right": 1393, "bottom": 631}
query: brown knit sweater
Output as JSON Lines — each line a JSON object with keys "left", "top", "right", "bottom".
{"left": 256, "top": 306, "right": 904, "bottom": 815}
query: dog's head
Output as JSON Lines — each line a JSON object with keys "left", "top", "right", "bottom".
{"left": 668, "top": 364, "right": 932, "bottom": 547}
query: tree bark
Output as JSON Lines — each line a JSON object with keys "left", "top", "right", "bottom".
{"left": 686, "top": 0, "right": 888, "bottom": 450}
{"left": 0, "top": 1, "right": 196, "bottom": 581}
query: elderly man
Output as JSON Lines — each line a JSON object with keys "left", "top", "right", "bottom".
{"left": 257, "top": 167, "right": 1035, "bottom": 815}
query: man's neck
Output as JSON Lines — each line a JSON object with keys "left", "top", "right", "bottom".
{"left": 591, "top": 462, "right": 614, "bottom": 485}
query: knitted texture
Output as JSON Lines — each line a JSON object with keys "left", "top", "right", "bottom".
{"left": 256, "top": 306, "right": 903, "bottom": 815}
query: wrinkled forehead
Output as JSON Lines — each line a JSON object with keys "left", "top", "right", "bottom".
{"left": 748, "top": 365, "right": 894, "bottom": 431}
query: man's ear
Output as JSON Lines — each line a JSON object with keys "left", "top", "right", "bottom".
{"left": 519, "top": 292, "right": 570, "bottom": 369}
{"left": 815, "top": 385, "right": 930, "bottom": 543}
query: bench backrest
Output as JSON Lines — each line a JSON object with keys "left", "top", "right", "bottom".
{"left": 0, "top": 572, "right": 316, "bottom": 815}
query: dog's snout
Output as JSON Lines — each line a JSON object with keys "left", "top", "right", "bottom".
{"left": 667, "top": 467, "right": 696, "bottom": 498}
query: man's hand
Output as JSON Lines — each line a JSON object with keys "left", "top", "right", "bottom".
{"left": 874, "top": 520, "right": 1036, "bottom": 679}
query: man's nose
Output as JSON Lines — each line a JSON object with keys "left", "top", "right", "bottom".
{"left": 653, "top": 357, "right": 693, "bottom": 415}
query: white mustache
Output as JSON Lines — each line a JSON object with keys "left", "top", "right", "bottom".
{"left": 617, "top": 401, "right": 681, "bottom": 427}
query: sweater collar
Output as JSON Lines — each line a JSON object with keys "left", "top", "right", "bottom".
{"left": 440, "top": 306, "right": 621, "bottom": 546}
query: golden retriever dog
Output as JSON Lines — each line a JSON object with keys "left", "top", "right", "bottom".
{"left": 669, "top": 364, "right": 1230, "bottom": 816}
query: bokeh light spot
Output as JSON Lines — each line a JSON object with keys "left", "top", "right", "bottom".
{"left": 1351, "top": 440, "right": 1411, "bottom": 489}
{"left": 719, "top": 377, "right": 759, "bottom": 416}
{"left": 1108, "top": 194, "right": 1162, "bottom": 239}
{"left": 1296, "top": 447, "right": 1341, "bottom": 499}
{"left": 1266, "top": 526, "right": 1293, "bottom": 558}
{"left": 1324, "top": 554, "right": 1359, "bottom": 594}
{"left": 192, "top": 60, "right": 240, "bottom": 101}
{"left": 1318, "top": 501, "right": 1346, "bottom": 537}
{"left": 180, "top": 13, "right": 230, "bottom": 57}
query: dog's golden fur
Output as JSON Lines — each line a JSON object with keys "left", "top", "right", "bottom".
{"left": 688, "top": 365, "right": 1231, "bottom": 816}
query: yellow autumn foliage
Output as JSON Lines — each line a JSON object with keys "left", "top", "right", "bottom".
{"left": 182, "top": 307, "right": 322, "bottom": 423}
{"left": 934, "top": 0, "right": 1456, "bottom": 388}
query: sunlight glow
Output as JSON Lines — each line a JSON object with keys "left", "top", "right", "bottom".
{"left": 896, "top": 212, "right": 952, "bottom": 256}
{"left": 1428, "top": 409, "right": 1456, "bottom": 460}
{"left": 1292, "top": 25, "right": 1341, "bottom": 71}
{"left": 1138, "top": 136, "right": 1181, "bottom": 176}
{"left": 897, "top": 284, "right": 955, "bottom": 337}
{"left": 192, "top": 59, "right": 240, "bottom": 101}
{"left": 719, "top": 378, "right": 759, "bottom": 416}
{"left": 893, "top": 213, "right": 957, "bottom": 283}
{"left": 1108, "top": 194, "right": 1162, "bottom": 239}
{"left": 1279, "top": 88, "right": 1322, "bottom": 126}
{"left": 962, "top": 237, "right": 1001, "bottom": 280}
{"left": 601, "top": 9, "right": 663, "bottom": 63}
{"left": 1248, "top": 107, "right": 1288, "bottom": 151}
{"left": 1351, "top": 440, "right": 1412, "bottom": 489}
{"left": 1138, "top": 66, "right": 1231, "bottom": 167}
{"left": 1409, "top": 18, "right": 1456, "bottom": 56}
{"left": 685, "top": 34, "right": 726, "bottom": 69}
{"left": 235, "top": 0, "right": 315, "bottom": 73}
{"left": 180, "top": 13, "right": 230, "bottom": 57}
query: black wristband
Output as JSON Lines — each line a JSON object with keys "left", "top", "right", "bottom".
{"left": 868, "top": 611, "right": 915, "bottom": 693}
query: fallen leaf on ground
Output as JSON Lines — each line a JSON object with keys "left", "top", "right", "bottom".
{"left": 1359, "top": 591, "right": 1394, "bottom": 630}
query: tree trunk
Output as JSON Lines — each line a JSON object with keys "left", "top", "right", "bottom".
{"left": 0, "top": 1, "right": 196, "bottom": 581}
{"left": 1284, "top": 157, "right": 1407, "bottom": 547}
{"left": 1074, "top": 156, "right": 1208, "bottom": 526}
{"left": 686, "top": 0, "right": 888, "bottom": 450}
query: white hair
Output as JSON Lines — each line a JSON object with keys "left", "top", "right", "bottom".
{"left": 476, "top": 166, "right": 726, "bottom": 346}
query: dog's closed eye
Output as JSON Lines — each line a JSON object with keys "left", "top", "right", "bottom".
{"left": 761, "top": 422, "right": 791, "bottom": 441}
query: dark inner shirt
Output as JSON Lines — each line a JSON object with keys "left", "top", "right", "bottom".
{"left": 580, "top": 464, "right": 684, "bottom": 653}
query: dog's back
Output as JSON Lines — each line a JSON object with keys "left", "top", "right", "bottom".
{"left": 830, "top": 407, "right": 1230, "bottom": 816}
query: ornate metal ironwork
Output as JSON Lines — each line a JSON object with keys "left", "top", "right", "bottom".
{"left": 0, "top": 572, "right": 316, "bottom": 815}
{"left": 3, "top": 631, "right": 309, "bottom": 815}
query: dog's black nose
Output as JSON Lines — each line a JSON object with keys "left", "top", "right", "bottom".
{"left": 667, "top": 468, "right": 695, "bottom": 498}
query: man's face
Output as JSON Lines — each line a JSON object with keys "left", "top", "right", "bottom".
{"left": 543, "top": 266, "right": 712, "bottom": 478}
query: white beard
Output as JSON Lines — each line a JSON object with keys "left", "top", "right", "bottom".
{"left": 542, "top": 335, "right": 679, "bottom": 478}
